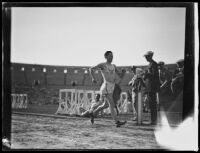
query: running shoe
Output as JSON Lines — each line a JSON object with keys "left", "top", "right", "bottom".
{"left": 115, "top": 120, "right": 127, "bottom": 127}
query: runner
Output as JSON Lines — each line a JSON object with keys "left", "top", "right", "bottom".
{"left": 89, "top": 51, "right": 127, "bottom": 127}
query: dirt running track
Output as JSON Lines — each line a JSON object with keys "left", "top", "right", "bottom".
{"left": 11, "top": 113, "right": 164, "bottom": 150}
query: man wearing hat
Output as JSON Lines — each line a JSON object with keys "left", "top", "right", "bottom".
{"left": 143, "top": 51, "right": 160, "bottom": 125}
{"left": 158, "top": 61, "right": 172, "bottom": 92}
{"left": 171, "top": 59, "right": 184, "bottom": 97}
{"left": 157, "top": 61, "right": 173, "bottom": 111}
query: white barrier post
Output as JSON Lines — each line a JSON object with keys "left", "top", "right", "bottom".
{"left": 137, "top": 92, "right": 143, "bottom": 125}
{"left": 15, "top": 95, "right": 19, "bottom": 108}
{"left": 77, "top": 90, "right": 84, "bottom": 114}
{"left": 23, "top": 95, "right": 28, "bottom": 109}
{"left": 18, "top": 94, "right": 23, "bottom": 108}
{"left": 55, "top": 89, "right": 97, "bottom": 115}
{"left": 11, "top": 94, "right": 16, "bottom": 108}
{"left": 118, "top": 92, "right": 127, "bottom": 114}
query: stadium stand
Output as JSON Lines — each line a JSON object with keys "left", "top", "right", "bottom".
{"left": 119, "top": 73, "right": 134, "bottom": 86}
{"left": 11, "top": 63, "right": 180, "bottom": 108}
{"left": 46, "top": 73, "right": 64, "bottom": 85}
{"left": 83, "top": 73, "right": 94, "bottom": 86}
{"left": 11, "top": 64, "right": 26, "bottom": 85}
{"left": 25, "top": 65, "right": 45, "bottom": 86}
{"left": 65, "top": 67, "right": 85, "bottom": 86}
{"left": 46, "top": 66, "right": 65, "bottom": 85}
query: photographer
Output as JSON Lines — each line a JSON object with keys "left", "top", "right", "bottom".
{"left": 129, "top": 66, "right": 146, "bottom": 121}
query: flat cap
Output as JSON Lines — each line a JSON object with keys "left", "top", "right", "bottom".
{"left": 158, "top": 61, "right": 165, "bottom": 65}
{"left": 176, "top": 59, "right": 184, "bottom": 64}
{"left": 144, "top": 51, "right": 154, "bottom": 57}
{"left": 131, "top": 66, "right": 137, "bottom": 71}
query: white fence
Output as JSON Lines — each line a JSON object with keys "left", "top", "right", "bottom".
{"left": 11, "top": 94, "right": 28, "bottom": 109}
{"left": 55, "top": 89, "right": 131, "bottom": 116}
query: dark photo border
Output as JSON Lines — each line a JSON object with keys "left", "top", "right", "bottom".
{"left": 2, "top": 2, "right": 196, "bottom": 150}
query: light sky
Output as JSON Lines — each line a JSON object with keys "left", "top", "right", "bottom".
{"left": 11, "top": 7, "right": 186, "bottom": 66}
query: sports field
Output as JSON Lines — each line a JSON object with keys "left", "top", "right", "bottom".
{"left": 11, "top": 113, "right": 164, "bottom": 150}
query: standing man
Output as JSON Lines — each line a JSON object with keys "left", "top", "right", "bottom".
{"left": 89, "top": 51, "right": 127, "bottom": 127}
{"left": 171, "top": 59, "right": 184, "bottom": 98}
{"left": 158, "top": 61, "right": 173, "bottom": 110}
{"left": 129, "top": 66, "right": 146, "bottom": 122}
{"left": 143, "top": 51, "right": 160, "bottom": 125}
{"left": 158, "top": 61, "right": 172, "bottom": 92}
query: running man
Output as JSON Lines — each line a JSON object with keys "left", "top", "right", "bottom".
{"left": 89, "top": 51, "right": 127, "bottom": 127}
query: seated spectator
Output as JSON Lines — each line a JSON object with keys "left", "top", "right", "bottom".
{"left": 32, "top": 80, "right": 40, "bottom": 87}
{"left": 79, "top": 94, "right": 108, "bottom": 117}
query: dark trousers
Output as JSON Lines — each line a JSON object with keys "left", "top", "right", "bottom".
{"left": 147, "top": 91, "right": 157, "bottom": 123}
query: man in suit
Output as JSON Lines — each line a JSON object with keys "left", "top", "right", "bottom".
{"left": 171, "top": 59, "right": 184, "bottom": 98}
{"left": 143, "top": 51, "right": 160, "bottom": 125}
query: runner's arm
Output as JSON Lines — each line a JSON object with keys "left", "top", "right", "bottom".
{"left": 89, "top": 63, "right": 104, "bottom": 83}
